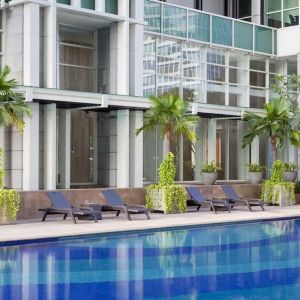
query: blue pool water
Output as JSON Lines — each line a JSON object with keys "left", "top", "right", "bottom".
{"left": 1, "top": 219, "right": 300, "bottom": 299}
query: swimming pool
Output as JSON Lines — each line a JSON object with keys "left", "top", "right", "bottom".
{"left": 0, "top": 218, "right": 300, "bottom": 299}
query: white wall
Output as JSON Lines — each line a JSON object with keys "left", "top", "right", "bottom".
{"left": 277, "top": 26, "right": 300, "bottom": 57}
{"left": 202, "top": 0, "right": 224, "bottom": 15}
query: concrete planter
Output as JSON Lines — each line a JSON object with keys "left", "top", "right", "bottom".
{"left": 202, "top": 172, "right": 217, "bottom": 185}
{"left": 284, "top": 171, "right": 297, "bottom": 182}
{"left": 248, "top": 172, "right": 263, "bottom": 184}
{"left": 149, "top": 188, "right": 181, "bottom": 214}
{"left": 263, "top": 184, "right": 295, "bottom": 206}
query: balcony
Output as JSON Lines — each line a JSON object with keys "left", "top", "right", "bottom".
{"left": 145, "top": 0, "right": 277, "bottom": 56}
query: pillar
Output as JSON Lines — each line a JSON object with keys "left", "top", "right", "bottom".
{"left": 23, "top": 3, "right": 40, "bottom": 87}
{"left": 129, "top": 111, "right": 143, "bottom": 187}
{"left": 250, "top": 136, "right": 260, "bottom": 164}
{"left": 251, "top": 0, "right": 261, "bottom": 24}
{"left": 44, "top": 104, "right": 57, "bottom": 190}
{"left": 117, "top": 110, "right": 130, "bottom": 187}
{"left": 95, "top": 0, "right": 105, "bottom": 12}
{"left": 194, "top": 119, "right": 205, "bottom": 181}
{"left": 59, "top": 109, "right": 71, "bottom": 189}
{"left": 23, "top": 103, "right": 39, "bottom": 190}
{"left": 237, "top": 121, "right": 248, "bottom": 180}
{"left": 71, "top": 0, "right": 80, "bottom": 8}
{"left": 207, "top": 119, "right": 216, "bottom": 162}
{"left": 44, "top": 2, "right": 57, "bottom": 88}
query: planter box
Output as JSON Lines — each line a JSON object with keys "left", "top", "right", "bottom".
{"left": 284, "top": 171, "right": 297, "bottom": 182}
{"left": 249, "top": 172, "right": 263, "bottom": 184}
{"left": 263, "top": 185, "right": 295, "bottom": 206}
{"left": 147, "top": 186, "right": 186, "bottom": 214}
{"left": 202, "top": 172, "right": 217, "bottom": 185}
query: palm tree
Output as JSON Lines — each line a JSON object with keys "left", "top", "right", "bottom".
{"left": 242, "top": 98, "right": 300, "bottom": 161}
{"left": 136, "top": 93, "right": 199, "bottom": 153}
{"left": 0, "top": 66, "right": 31, "bottom": 131}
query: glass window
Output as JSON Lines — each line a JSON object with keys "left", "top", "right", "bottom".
{"left": 283, "top": 9, "right": 299, "bottom": 27}
{"left": 267, "top": 0, "right": 281, "bottom": 12}
{"left": 188, "top": 11, "right": 210, "bottom": 42}
{"left": 250, "top": 71, "right": 266, "bottom": 87}
{"left": 255, "top": 26, "right": 273, "bottom": 54}
{"left": 59, "top": 26, "right": 95, "bottom": 47}
{"left": 287, "top": 61, "right": 297, "bottom": 75}
{"left": 238, "top": 0, "right": 251, "bottom": 18}
{"left": 105, "top": 0, "right": 118, "bottom": 14}
{"left": 163, "top": 5, "right": 187, "bottom": 38}
{"left": 234, "top": 21, "right": 253, "bottom": 51}
{"left": 284, "top": 0, "right": 298, "bottom": 9}
{"left": 207, "top": 83, "right": 226, "bottom": 105}
{"left": 57, "top": 0, "right": 70, "bottom": 4}
{"left": 229, "top": 85, "right": 246, "bottom": 107}
{"left": 250, "top": 88, "right": 265, "bottom": 108}
{"left": 81, "top": 0, "right": 95, "bottom": 10}
{"left": 166, "top": 0, "right": 195, "bottom": 8}
{"left": 207, "top": 49, "right": 226, "bottom": 65}
{"left": 207, "top": 65, "right": 226, "bottom": 82}
{"left": 267, "top": 12, "right": 282, "bottom": 28}
{"left": 144, "top": 0, "right": 161, "bottom": 33}
{"left": 212, "top": 16, "right": 232, "bottom": 47}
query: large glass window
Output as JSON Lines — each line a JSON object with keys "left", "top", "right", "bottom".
{"left": 266, "top": 0, "right": 299, "bottom": 28}
{"left": 105, "top": 0, "right": 118, "bottom": 14}
{"left": 58, "top": 26, "right": 96, "bottom": 92}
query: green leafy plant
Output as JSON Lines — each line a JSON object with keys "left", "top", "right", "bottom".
{"left": 242, "top": 99, "right": 300, "bottom": 161}
{"left": 201, "top": 160, "right": 222, "bottom": 173}
{"left": 284, "top": 162, "right": 297, "bottom": 172}
{"left": 0, "top": 190, "right": 20, "bottom": 224}
{"left": 247, "top": 163, "right": 265, "bottom": 173}
{"left": 136, "top": 93, "right": 199, "bottom": 154}
{"left": 262, "top": 160, "right": 295, "bottom": 205}
{"left": 145, "top": 153, "right": 187, "bottom": 214}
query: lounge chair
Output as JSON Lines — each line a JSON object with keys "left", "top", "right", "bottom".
{"left": 186, "top": 187, "right": 231, "bottom": 213}
{"left": 100, "top": 190, "right": 151, "bottom": 220}
{"left": 39, "top": 191, "right": 100, "bottom": 224}
{"left": 222, "top": 185, "right": 265, "bottom": 211}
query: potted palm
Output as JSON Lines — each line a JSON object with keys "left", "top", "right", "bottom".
{"left": 201, "top": 160, "right": 221, "bottom": 185}
{"left": 0, "top": 66, "right": 31, "bottom": 224}
{"left": 284, "top": 162, "right": 297, "bottom": 182}
{"left": 247, "top": 163, "right": 265, "bottom": 184}
{"left": 136, "top": 93, "right": 199, "bottom": 213}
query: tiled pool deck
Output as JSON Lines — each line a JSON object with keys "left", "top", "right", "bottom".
{"left": 2, "top": 205, "right": 300, "bottom": 243}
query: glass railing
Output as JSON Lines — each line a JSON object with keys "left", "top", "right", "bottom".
{"left": 145, "top": 0, "right": 277, "bottom": 56}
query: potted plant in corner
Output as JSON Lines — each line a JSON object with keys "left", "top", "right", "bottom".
{"left": 201, "top": 160, "right": 221, "bottom": 185}
{"left": 136, "top": 93, "right": 199, "bottom": 213}
{"left": 284, "top": 162, "right": 297, "bottom": 182}
{"left": 247, "top": 163, "right": 265, "bottom": 184}
{"left": 0, "top": 66, "right": 31, "bottom": 224}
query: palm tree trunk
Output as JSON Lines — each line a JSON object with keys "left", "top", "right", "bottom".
{"left": 165, "top": 128, "right": 171, "bottom": 154}
{"left": 271, "top": 136, "right": 277, "bottom": 162}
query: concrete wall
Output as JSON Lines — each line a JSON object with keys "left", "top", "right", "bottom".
{"left": 5, "top": 7, "right": 24, "bottom": 83}
{"left": 202, "top": 0, "right": 224, "bottom": 15}
{"left": 17, "top": 184, "right": 261, "bottom": 220}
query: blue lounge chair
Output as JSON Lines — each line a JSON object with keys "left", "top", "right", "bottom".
{"left": 39, "top": 191, "right": 99, "bottom": 224}
{"left": 222, "top": 185, "right": 265, "bottom": 211}
{"left": 101, "top": 190, "right": 151, "bottom": 220}
{"left": 186, "top": 187, "right": 231, "bottom": 213}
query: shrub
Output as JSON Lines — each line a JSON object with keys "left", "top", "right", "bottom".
{"left": 247, "top": 163, "right": 265, "bottom": 172}
{"left": 284, "top": 162, "right": 297, "bottom": 172}
{"left": 201, "top": 160, "right": 221, "bottom": 173}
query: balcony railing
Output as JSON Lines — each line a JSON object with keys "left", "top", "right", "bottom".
{"left": 145, "top": 0, "right": 277, "bottom": 56}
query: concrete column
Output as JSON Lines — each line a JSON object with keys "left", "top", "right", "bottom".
{"left": 225, "top": 51, "right": 229, "bottom": 106}
{"left": 71, "top": 0, "right": 80, "bottom": 8}
{"left": 251, "top": 0, "right": 261, "bottom": 24}
{"left": 129, "top": 111, "right": 143, "bottom": 187}
{"left": 207, "top": 119, "right": 216, "bottom": 162}
{"left": 250, "top": 136, "right": 259, "bottom": 164}
{"left": 95, "top": 0, "right": 105, "bottom": 12}
{"left": 44, "top": 104, "right": 57, "bottom": 190}
{"left": 237, "top": 121, "right": 248, "bottom": 180}
{"left": 59, "top": 109, "right": 71, "bottom": 189}
{"left": 117, "top": 109, "right": 130, "bottom": 187}
{"left": 118, "top": 0, "right": 129, "bottom": 17}
{"left": 129, "top": 24, "right": 144, "bottom": 97}
{"left": 202, "top": 48, "right": 207, "bottom": 103}
{"left": 194, "top": 119, "right": 205, "bottom": 180}
{"left": 44, "top": 4, "right": 57, "bottom": 88}
{"left": 237, "top": 54, "right": 249, "bottom": 107}
{"left": 117, "top": 21, "right": 130, "bottom": 95}
{"left": 23, "top": 3, "right": 40, "bottom": 87}
{"left": 265, "top": 58, "right": 270, "bottom": 103}
{"left": 23, "top": 103, "right": 39, "bottom": 190}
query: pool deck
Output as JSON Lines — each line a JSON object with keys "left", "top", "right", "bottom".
{"left": 2, "top": 205, "right": 300, "bottom": 243}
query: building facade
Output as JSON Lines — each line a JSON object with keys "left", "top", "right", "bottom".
{"left": 1, "top": 0, "right": 300, "bottom": 190}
